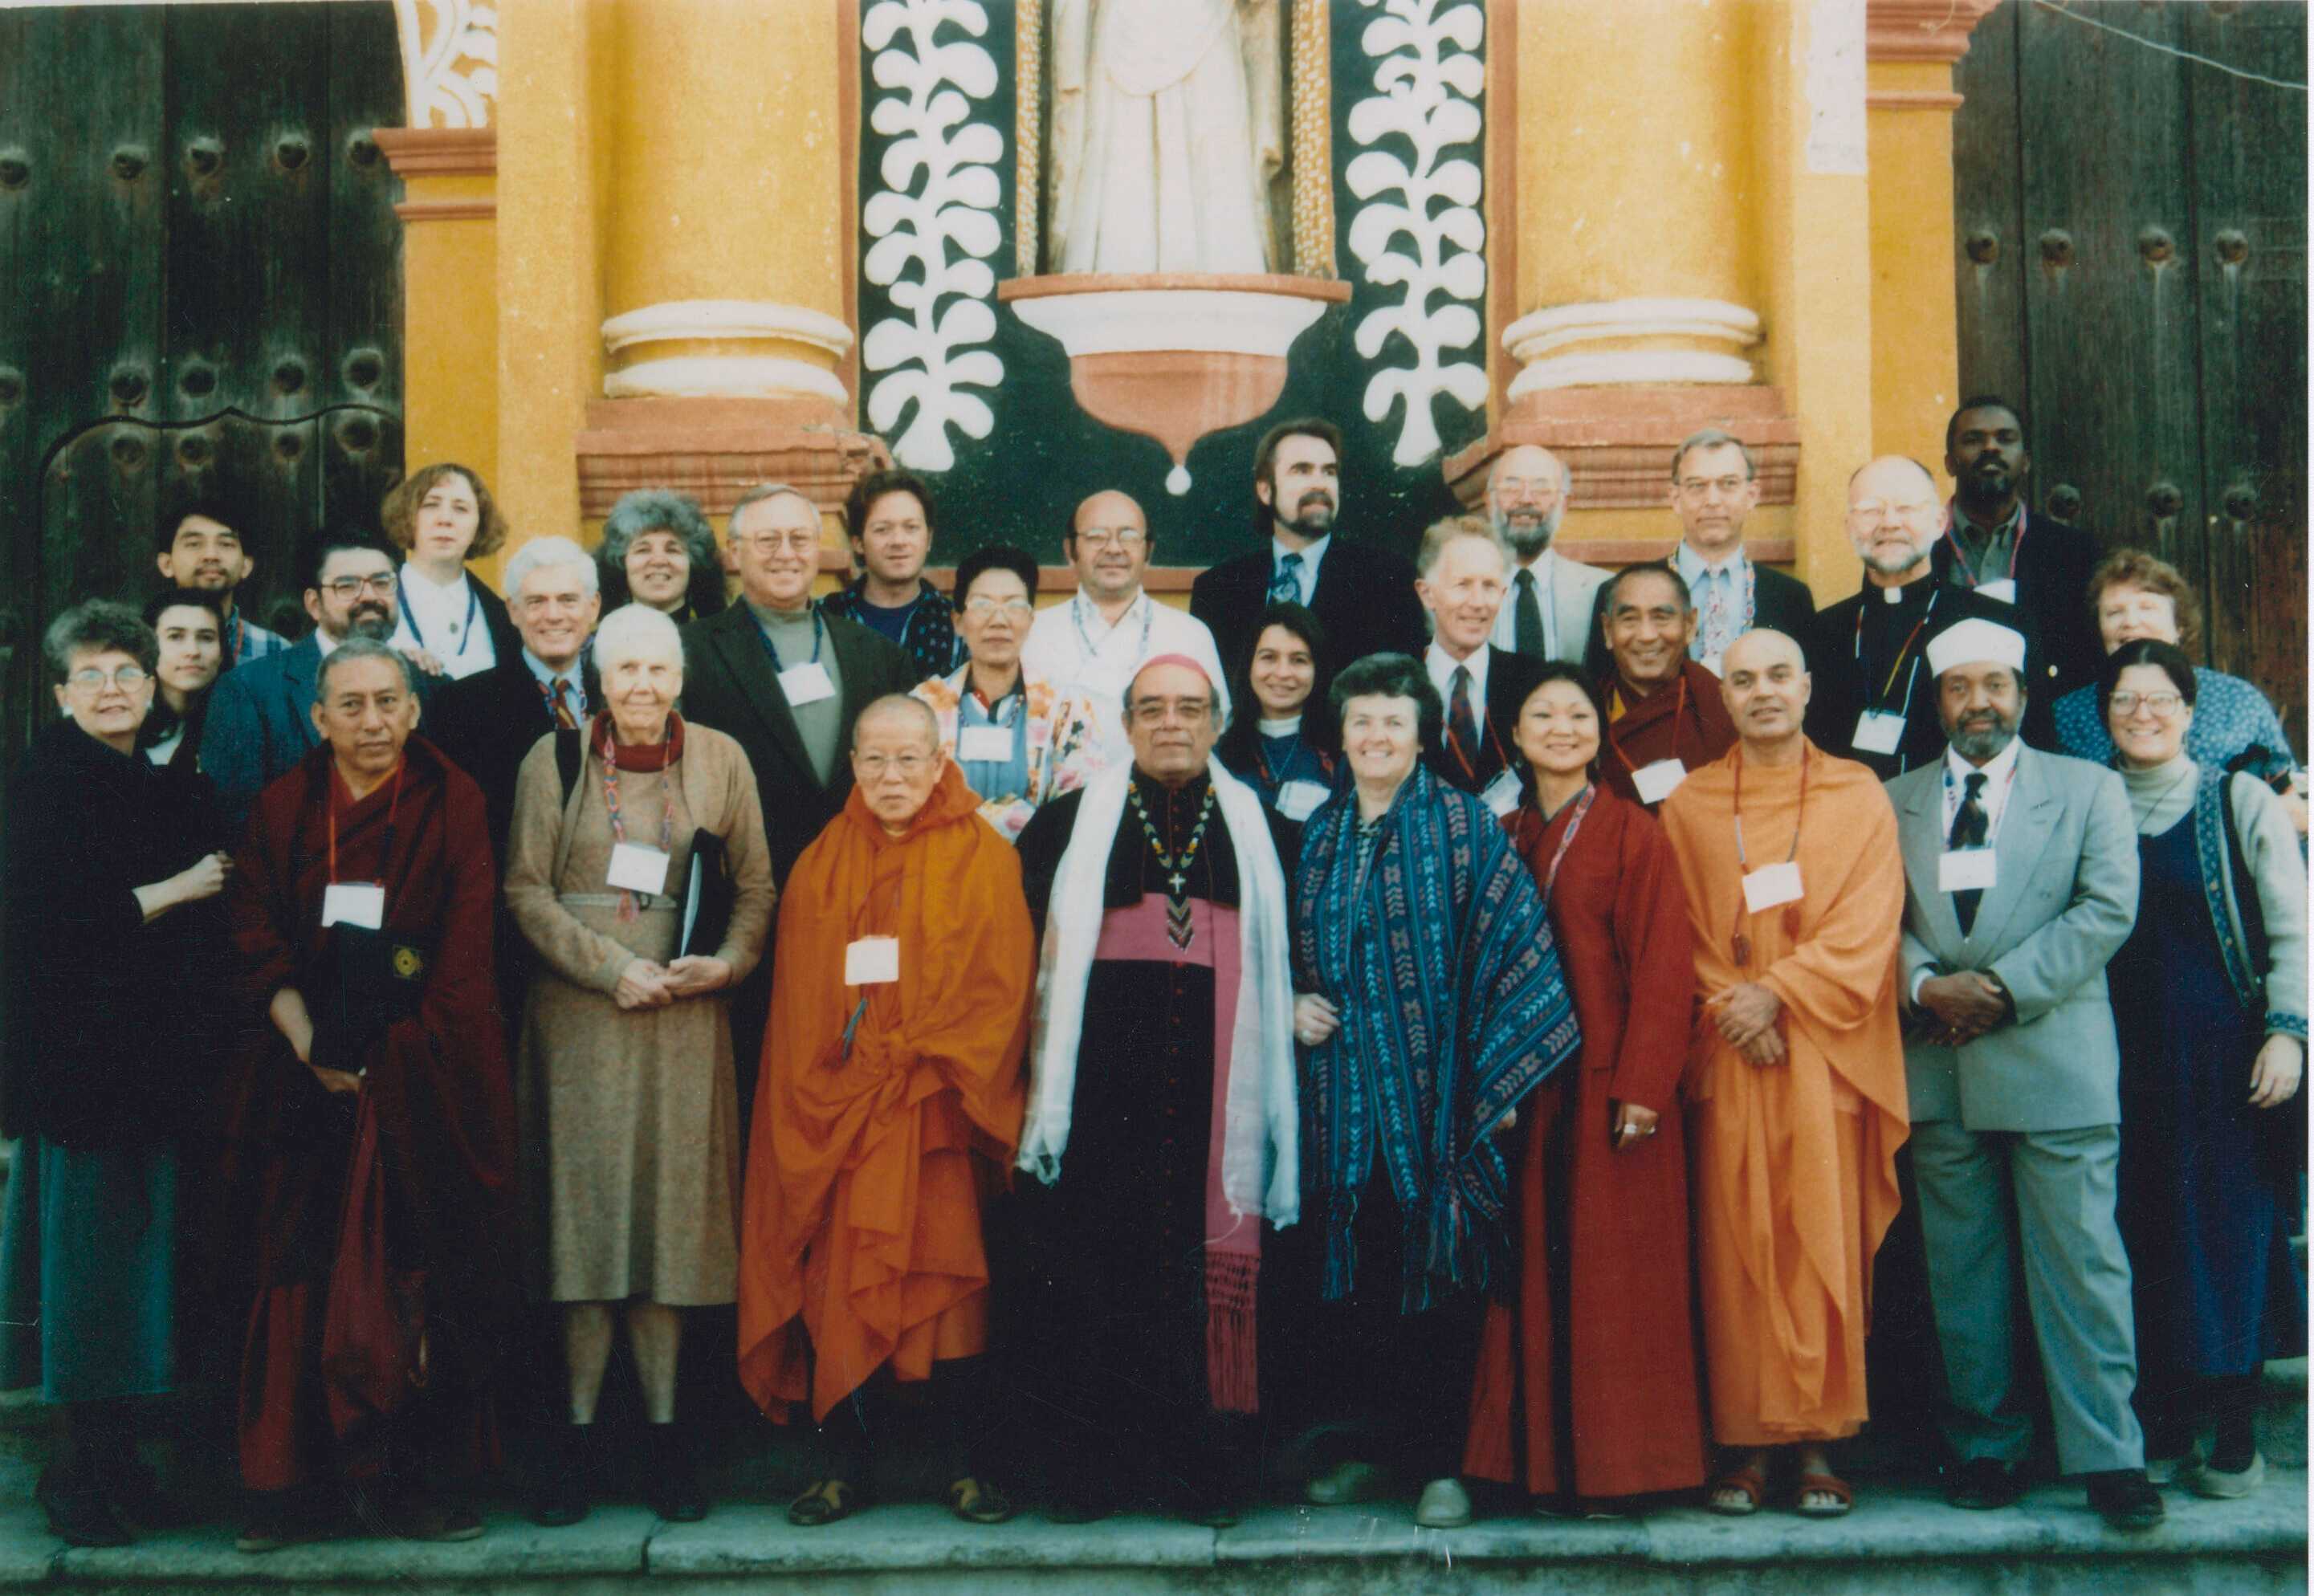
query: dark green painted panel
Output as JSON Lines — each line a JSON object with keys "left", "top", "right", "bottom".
{"left": 1951, "top": 2, "right": 2028, "bottom": 417}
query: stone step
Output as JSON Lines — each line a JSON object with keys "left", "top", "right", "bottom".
{"left": 0, "top": 1472, "right": 2296, "bottom": 1594}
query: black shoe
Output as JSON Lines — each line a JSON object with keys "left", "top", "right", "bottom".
{"left": 1945, "top": 1457, "right": 2023, "bottom": 1511}
{"left": 643, "top": 1423, "right": 708, "bottom": 1523}
{"left": 529, "top": 1424, "right": 595, "bottom": 1528}
{"left": 349, "top": 1481, "right": 485, "bottom": 1543}
{"left": 37, "top": 1467, "right": 131, "bottom": 1548}
{"left": 2084, "top": 1468, "right": 2165, "bottom": 1531}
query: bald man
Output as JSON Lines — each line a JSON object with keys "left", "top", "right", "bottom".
{"left": 1657, "top": 628, "right": 1909, "bottom": 1517}
{"left": 1662, "top": 428, "right": 1815, "bottom": 674}
{"left": 1023, "top": 489, "right": 1232, "bottom": 767}
{"left": 1189, "top": 417, "right": 1428, "bottom": 680}
{"left": 1481, "top": 443, "right": 1608, "bottom": 666}
{"left": 1804, "top": 457, "right": 2053, "bottom": 780}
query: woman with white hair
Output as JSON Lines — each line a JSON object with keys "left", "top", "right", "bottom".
{"left": 503, "top": 603, "right": 776, "bottom": 1526}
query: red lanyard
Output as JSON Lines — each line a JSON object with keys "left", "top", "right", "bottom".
{"left": 327, "top": 762, "right": 405, "bottom": 884}
{"left": 1853, "top": 586, "right": 1943, "bottom": 707}
{"left": 1537, "top": 784, "right": 1596, "bottom": 911}
{"left": 1940, "top": 501, "right": 2027, "bottom": 587}
{"left": 1728, "top": 743, "right": 1809, "bottom": 964}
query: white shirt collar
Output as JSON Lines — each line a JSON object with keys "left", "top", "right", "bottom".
{"left": 1945, "top": 734, "right": 2021, "bottom": 789}
{"left": 1425, "top": 640, "right": 1489, "bottom": 705}
{"left": 1074, "top": 587, "right": 1148, "bottom": 641}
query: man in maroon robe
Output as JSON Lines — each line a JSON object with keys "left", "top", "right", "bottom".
{"left": 1596, "top": 563, "right": 1735, "bottom": 810}
{"left": 221, "top": 637, "right": 518, "bottom": 1550}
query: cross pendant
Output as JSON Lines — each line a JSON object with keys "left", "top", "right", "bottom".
{"left": 1167, "top": 870, "right": 1187, "bottom": 893}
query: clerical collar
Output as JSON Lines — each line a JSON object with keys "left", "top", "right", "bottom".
{"left": 1258, "top": 715, "right": 1303, "bottom": 737}
{"left": 1872, "top": 569, "right": 1935, "bottom": 605}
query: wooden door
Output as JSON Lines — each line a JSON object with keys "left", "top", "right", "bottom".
{"left": 1954, "top": 0, "right": 2307, "bottom": 755}
{"left": 0, "top": 2, "right": 404, "bottom": 764}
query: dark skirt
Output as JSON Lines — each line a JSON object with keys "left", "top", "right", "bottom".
{"left": 0, "top": 1134, "right": 179, "bottom": 1403}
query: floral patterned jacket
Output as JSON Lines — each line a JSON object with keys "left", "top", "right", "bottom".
{"left": 911, "top": 662, "right": 1105, "bottom": 842}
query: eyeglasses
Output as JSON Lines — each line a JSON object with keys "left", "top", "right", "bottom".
{"left": 2109, "top": 690, "right": 2186, "bottom": 719}
{"left": 856, "top": 751, "right": 932, "bottom": 777}
{"left": 322, "top": 573, "right": 399, "bottom": 600}
{"left": 736, "top": 532, "right": 821, "bottom": 556}
{"left": 1074, "top": 527, "right": 1147, "bottom": 550}
{"left": 1132, "top": 698, "right": 1212, "bottom": 725}
{"left": 963, "top": 596, "right": 1035, "bottom": 617}
{"left": 65, "top": 666, "right": 150, "bottom": 691}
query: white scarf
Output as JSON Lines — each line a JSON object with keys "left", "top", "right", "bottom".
{"left": 1019, "top": 761, "right": 1299, "bottom": 1226}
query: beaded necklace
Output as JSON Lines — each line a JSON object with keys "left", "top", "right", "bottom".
{"left": 1129, "top": 779, "right": 1218, "bottom": 949}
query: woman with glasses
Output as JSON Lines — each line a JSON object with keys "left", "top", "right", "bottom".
{"left": 911, "top": 544, "right": 1102, "bottom": 841}
{"left": 381, "top": 462, "right": 522, "bottom": 682}
{"left": 503, "top": 604, "right": 776, "bottom": 1524}
{"left": 2100, "top": 639, "right": 2305, "bottom": 1500}
{"left": 1214, "top": 601, "right": 1340, "bottom": 823}
{"left": 137, "top": 588, "right": 226, "bottom": 770}
{"left": 0, "top": 602, "right": 233, "bottom": 1545}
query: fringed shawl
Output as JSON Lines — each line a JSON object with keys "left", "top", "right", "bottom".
{"left": 1293, "top": 763, "right": 1580, "bottom": 1311}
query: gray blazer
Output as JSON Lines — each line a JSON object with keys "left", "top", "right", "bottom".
{"left": 1891, "top": 745, "right": 2140, "bottom": 1133}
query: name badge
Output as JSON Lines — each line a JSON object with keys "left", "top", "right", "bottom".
{"left": 1481, "top": 767, "right": 1523, "bottom": 818}
{"left": 1742, "top": 861, "right": 1805, "bottom": 914}
{"left": 779, "top": 662, "right": 837, "bottom": 706}
{"left": 1276, "top": 779, "right": 1330, "bottom": 822}
{"left": 607, "top": 842, "right": 672, "bottom": 896}
{"left": 1853, "top": 710, "right": 1906, "bottom": 756}
{"left": 845, "top": 935, "right": 900, "bottom": 987}
{"left": 959, "top": 725, "right": 1015, "bottom": 763}
{"left": 1977, "top": 578, "right": 2019, "bottom": 605}
{"left": 322, "top": 882, "right": 386, "bottom": 930}
{"left": 1632, "top": 758, "right": 1687, "bottom": 805}
{"left": 1939, "top": 848, "right": 1998, "bottom": 893}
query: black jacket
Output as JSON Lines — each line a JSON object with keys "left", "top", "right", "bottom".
{"left": 1424, "top": 645, "right": 1547, "bottom": 796}
{"left": 1191, "top": 535, "right": 1429, "bottom": 682}
{"left": 1929, "top": 509, "right": 2104, "bottom": 703}
{"left": 1, "top": 722, "right": 228, "bottom": 1146}
{"left": 428, "top": 649, "right": 602, "bottom": 868}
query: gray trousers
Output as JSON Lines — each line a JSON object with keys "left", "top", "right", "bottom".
{"left": 1910, "top": 1118, "right": 2145, "bottom": 1475}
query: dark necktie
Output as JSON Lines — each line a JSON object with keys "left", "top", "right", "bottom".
{"left": 1949, "top": 770, "right": 1987, "bottom": 934}
{"left": 1513, "top": 566, "right": 1546, "bottom": 659}
{"left": 546, "top": 678, "right": 578, "bottom": 730}
{"left": 1448, "top": 664, "right": 1480, "bottom": 775}
{"left": 1269, "top": 551, "right": 1304, "bottom": 605}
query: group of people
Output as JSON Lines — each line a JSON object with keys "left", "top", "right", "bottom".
{"left": 0, "top": 402, "right": 2300, "bottom": 1554}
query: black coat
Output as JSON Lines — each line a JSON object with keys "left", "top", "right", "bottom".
{"left": 427, "top": 650, "right": 601, "bottom": 869}
{"left": 1424, "top": 646, "right": 1547, "bottom": 796}
{"left": 1929, "top": 510, "right": 2104, "bottom": 703}
{"left": 0, "top": 721, "right": 229, "bottom": 1146}
{"left": 1191, "top": 535, "right": 1430, "bottom": 683}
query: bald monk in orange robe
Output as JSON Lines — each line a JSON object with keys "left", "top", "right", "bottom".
{"left": 738, "top": 696, "right": 1034, "bottom": 1527}
{"left": 1656, "top": 629, "right": 1909, "bottom": 1519}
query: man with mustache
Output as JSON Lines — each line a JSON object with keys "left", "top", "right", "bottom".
{"left": 156, "top": 499, "right": 289, "bottom": 670}
{"left": 1483, "top": 443, "right": 1608, "bottom": 667}
{"left": 1936, "top": 398, "right": 2104, "bottom": 704}
{"left": 204, "top": 532, "right": 433, "bottom": 830}
{"left": 1189, "top": 418, "right": 1426, "bottom": 683}
{"left": 1805, "top": 457, "right": 2052, "bottom": 780}
{"left": 1662, "top": 430, "right": 1815, "bottom": 676}
{"left": 1595, "top": 561, "right": 1735, "bottom": 809}
{"left": 1884, "top": 618, "right": 2159, "bottom": 1530}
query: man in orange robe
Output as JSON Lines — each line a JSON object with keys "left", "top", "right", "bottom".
{"left": 738, "top": 696, "right": 1034, "bottom": 1527}
{"left": 1657, "top": 629, "right": 1909, "bottom": 1518}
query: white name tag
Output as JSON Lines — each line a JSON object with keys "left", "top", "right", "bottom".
{"left": 959, "top": 725, "right": 1015, "bottom": 763}
{"left": 1632, "top": 758, "right": 1688, "bottom": 805}
{"left": 1481, "top": 767, "right": 1524, "bottom": 818}
{"left": 607, "top": 842, "right": 672, "bottom": 896}
{"left": 1977, "top": 578, "right": 2019, "bottom": 605}
{"left": 845, "top": 934, "right": 900, "bottom": 987}
{"left": 1939, "top": 848, "right": 1998, "bottom": 893}
{"left": 779, "top": 662, "right": 837, "bottom": 706}
{"left": 1276, "top": 779, "right": 1330, "bottom": 821}
{"left": 1853, "top": 710, "right": 1906, "bottom": 756}
{"left": 321, "top": 882, "right": 385, "bottom": 930}
{"left": 1742, "top": 861, "right": 1805, "bottom": 914}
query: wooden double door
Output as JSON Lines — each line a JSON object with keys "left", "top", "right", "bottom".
{"left": 1953, "top": 0, "right": 2308, "bottom": 755}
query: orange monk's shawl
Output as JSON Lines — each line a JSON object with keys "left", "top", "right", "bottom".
{"left": 737, "top": 763, "right": 1033, "bottom": 1421}
{"left": 1656, "top": 742, "right": 1909, "bottom": 1445}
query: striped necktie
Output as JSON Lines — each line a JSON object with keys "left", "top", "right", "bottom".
{"left": 545, "top": 678, "right": 578, "bottom": 730}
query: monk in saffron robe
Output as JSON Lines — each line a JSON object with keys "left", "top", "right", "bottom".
{"left": 1656, "top": 629, "right": 1908, "bottom": 1518}
{"left": 1596, "top": 563, "right": 1737, "bottom": 810}
{"left": 739, "top": 696, "right": 1033, "bottom": 1529}
{"left": 219, "top": 640, "right": 518, "bottom": 1551}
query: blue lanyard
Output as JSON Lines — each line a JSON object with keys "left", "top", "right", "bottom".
{"left": 756, "top": 605, "right": 825, "bottom": 672}
{"left": 399, "top": 576, "right": 479, "bottom": 660}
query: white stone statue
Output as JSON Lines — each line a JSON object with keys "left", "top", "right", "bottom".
{"left": 1046, "top": 0, "right": 1285, "bottom": 276}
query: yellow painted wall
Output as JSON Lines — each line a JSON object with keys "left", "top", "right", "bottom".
{"left": 398, "top": 176, "right": 501, "bottom": 580}
{"left": 1868, "top": 60, "right": 1966, "bottom": 467}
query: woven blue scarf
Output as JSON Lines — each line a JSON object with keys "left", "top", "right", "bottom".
{"left": 1293, "top": 764, "right": 1581, "bottom": 1312}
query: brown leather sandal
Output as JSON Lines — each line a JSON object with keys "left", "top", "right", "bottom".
{"left": 1706, "top": 1464, "right": 1767, "bottom": 1516}
{"left": 787, "top": 1479, "right": 865, "bottom": 1527}
{"left": 947, "top": 1477, "right": 1016, "bottom": 1525}
{"left": 1794, "top": 1471, "right": 1855, "bottom": 1518}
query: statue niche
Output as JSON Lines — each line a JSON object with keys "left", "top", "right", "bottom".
{"left": 999, "top": 0, "right": 1345, "bottom": 495}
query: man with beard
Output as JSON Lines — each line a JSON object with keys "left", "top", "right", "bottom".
{"left": 1190, "top": 418, "right": 1426, "bottom": 682}
{"left": 157, "top": 499, "right": 290, "bottom": 670}
{"left": 1663, "top": 430, "right": 1815, "bottom": 675}
{"left": 206, "top": 534, "right": 434, "bottom": 830}
{"left": 1936, "top": 398, "right": 2103, "bottom": 703}
{"left": 1884, "top": 619, "right": 2159, "bottom": 1530}
{"left": 1595, "top": 561, "right": 1736, "bottom": 809}
{"left": 1805, "top": 457, "right": 2051, "bottom": 780}
{"left": 1483, "top": 444, "right": 1607, "bottom": 667}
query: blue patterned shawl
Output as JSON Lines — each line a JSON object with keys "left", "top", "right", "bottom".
{"left": 1293, "top": 764, "right": 1581, "bottom": 1312}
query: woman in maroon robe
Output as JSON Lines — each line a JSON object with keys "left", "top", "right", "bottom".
{"left": 218, "top": 639, "right": 519, "bottom": 1550}
{"left": 1465, "top": 663, "right": 1706, "bottom": 1510}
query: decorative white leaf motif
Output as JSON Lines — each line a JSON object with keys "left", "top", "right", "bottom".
{"left": 393, "top": 0, "right": 499, "bottom": 128}
{"left": 859, "top": 0, "right": 1006, "bottom": 472}
{"left": 1346, "top": 0, "right": 1488, "bottom": 466}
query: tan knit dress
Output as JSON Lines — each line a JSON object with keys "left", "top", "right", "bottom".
{"left": 504, "top": 723, "right": 775, "bottom": 1305}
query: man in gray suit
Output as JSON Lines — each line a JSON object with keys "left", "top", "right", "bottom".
{"left": 1890, "top": 617, "right": 2162, "bottom": 1530}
